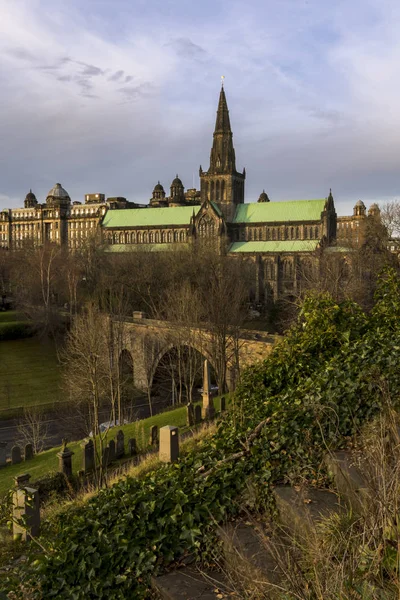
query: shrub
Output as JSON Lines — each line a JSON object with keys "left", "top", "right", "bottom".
{"left": 6, "top": 268, "right": 400, "bottom": 599}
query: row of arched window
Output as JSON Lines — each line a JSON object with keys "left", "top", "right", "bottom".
{"left": 264, "top": 258, "right": 313, "bottom": 280}
{"left": 240, "top": 225, "right": 320, "bottom": 242}
{"left": 109, "top": 229, "right": 188, "bottom": 245}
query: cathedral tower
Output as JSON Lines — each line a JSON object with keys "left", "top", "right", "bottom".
{"left": 200, "top": 85, "right": 245, "bottom": 221}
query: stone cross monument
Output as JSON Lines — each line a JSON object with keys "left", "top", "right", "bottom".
{"left": 201, "top": 359, "right": 215, "bottom": 420}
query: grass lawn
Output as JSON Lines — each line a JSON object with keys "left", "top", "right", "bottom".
{"left": 0, "top": 396, "right": 228, "bottom": 498}
{"left": 0, "top": 337, "right": 62, "bottom": 413}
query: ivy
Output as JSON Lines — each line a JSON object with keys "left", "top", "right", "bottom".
{"left": 7, "top": 268, "right": 400, "bottom": 599}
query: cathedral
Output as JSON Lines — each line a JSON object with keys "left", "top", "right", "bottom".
{"left": 0, "top": 85, "right": 382, "bottom": 302}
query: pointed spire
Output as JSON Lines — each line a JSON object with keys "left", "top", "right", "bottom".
{"left": 214, "top": 86, "right": 232, "bottom": 134}
{"left": 328, "top": 188, "right": 333, "bottom": 201}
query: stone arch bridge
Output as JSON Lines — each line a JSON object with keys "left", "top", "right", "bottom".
{"left": 115, "top": 312, "right": 280, "bottom": 394}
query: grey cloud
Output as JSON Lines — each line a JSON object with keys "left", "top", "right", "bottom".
{"left": 118, "top": 82, "right": 153, "bottom": 101}
{"left": 57, "top": 75, "right": 72, "bottom": 82}
{"left": 125, "top": 75, "right": 133, "bottom": 83}
{"left": 167, "top": 37, "right": 206, "bottom": 59}
{"left": 79, "top": 63, "right": 104, "bottom": 77}
{"left": 308, "top": 107, "right": 345, "bottom": 125}
{"left": 109, "top": 70, "right": 125, "bottom": 81}
{"left": 5, "top": 47, "right": 37, "bottom": 62}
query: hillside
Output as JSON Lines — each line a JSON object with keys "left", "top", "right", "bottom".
{"left": 4, "top": 267, "right": 400, "bottom": 599}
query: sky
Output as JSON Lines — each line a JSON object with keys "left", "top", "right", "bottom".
{"left": 1, "top": 0, "right": 400, "bottom": 216}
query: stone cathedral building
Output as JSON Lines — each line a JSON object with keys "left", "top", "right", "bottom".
{"left": 0, "top": 86, "right": 382, "bottom": 302}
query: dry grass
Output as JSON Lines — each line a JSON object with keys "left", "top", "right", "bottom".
{"left": 211, "top": 405, "right": 400, "bottom": 600}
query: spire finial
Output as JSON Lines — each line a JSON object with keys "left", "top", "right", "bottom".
{"left": 221, "top": 75, "right": 225, "bottom": 88}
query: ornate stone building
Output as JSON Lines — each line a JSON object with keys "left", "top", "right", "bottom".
{"left": 0, "top": 85, "right": 386, "bottom": 301}
{"left": 102, "top": 86, "right": 339, "bottom": 302}
{"left": 0, "top": 185, "right": 136, "bottom": 250}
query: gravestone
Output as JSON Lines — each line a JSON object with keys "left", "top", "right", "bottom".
{"left": 194, "top": 405, "right": 202, "bottom": 424}
{"left": 108, "top": 439, "right": 116, "bottom": 462}
{"left": 13, "top": 485, "right": 40, "bottom": 542}
{"left": 0, "top": 442, "right": 7, "bottom": 467}
{"left": 186, "top": 402, "right": 194, "bottom": 426}
{"left": 220, "top": 396, "right": 226, "bottom": 413}
{"left": 128, "top": 438, "right": 137, "bottom": 457}
{"left": 116, "top": 430, "right": 125, "bottom": 459}
{"left": 11, "top": 445, "right": 22, "bottom": 465}
{"left": 57, "top": 442, "right": 74, "bottom": 479}
{"left": 150, "top": 425, "right": 158, "bottom": 447}
{"left": 201, "top": 359, "right": 215, "bottom": 420}
{"left": 159, "top": 426, "right": 179, "bottom": 463}
{"left": 14, "top": 473, "right": 31, "bottom": 488}
{"left": 82, "top": 439, "right": 95, "bottom": 473}
{"left": 24, "top": 443, "right": 34, "bottom": 461}
{"left": 102, "top": 446, "right": 110, "bottom": 468}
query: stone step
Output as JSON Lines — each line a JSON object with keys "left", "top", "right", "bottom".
{"left": 273, "top": 485, "right": 341, "bottom": 540}
{"left": 219, "top": 520, "right": 282, "bottom": 589}
{"left": 151, "top": 566, "right": 234, "bottom": 599}
{"left": 325, "top": 450, "right": 370, "bottom": 511}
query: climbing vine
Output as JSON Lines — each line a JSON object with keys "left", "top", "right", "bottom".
{"left": 6, "top": 267, "right": 400, "bottom": 599}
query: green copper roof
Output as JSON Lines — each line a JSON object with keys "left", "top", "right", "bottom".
{"left": 102, "top": 206, "right": 200, "bottom": 229}
{"left": 229, "top": 240, "right": 319, "bottom": 253}
{"left": 105, "top": 243, "right": 189, "bottom": 253}
{"left": 233, "top": 200, "right": 326, "bottom": 224}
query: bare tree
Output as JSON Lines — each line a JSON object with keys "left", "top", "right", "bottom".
{"left": 17, "top": 407, "right": 49, "bottom": 454}
{"left": 380, "top": 200, "right": 400, "bottom": 238}
{"left": 61, "top": 304, "right": 112, "bottom": 487}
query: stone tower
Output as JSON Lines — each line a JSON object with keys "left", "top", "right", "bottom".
{"left": 200, "top": 85, "right": 245, "bottom": 221}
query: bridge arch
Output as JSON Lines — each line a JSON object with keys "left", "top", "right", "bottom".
{"left": 149, "top": 341, "right": 216, "bottom": 405}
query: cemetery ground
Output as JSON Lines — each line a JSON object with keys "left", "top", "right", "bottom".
{"left": 0, "top": 395, "right": 227, "bottom": 498}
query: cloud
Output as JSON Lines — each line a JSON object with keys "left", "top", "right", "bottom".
{"left": 167, "top": 37, "right": 206, "bottom": 60}
{"left": 0, "top": 0, "right": 400, "bottom": 213}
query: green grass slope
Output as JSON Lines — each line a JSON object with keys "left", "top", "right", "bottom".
{"left": 0, "top": 337, "right": 62, "bottom": 413}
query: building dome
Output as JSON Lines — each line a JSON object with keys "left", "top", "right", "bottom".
{"left": 171, "top": 175, "right": 183, "bottom": 187}
{"left": 24, "top": 189, "right": 38, "bottom": 208}
{"left": 153, "top": 181, "right": 165, "bottom": 192}
{"left": 258, "top": 190, "right": 270, "bottom": 203}
{"left": 46, "top": 183, "right": 71, "bottom": 206}
{"left": 368, "top": 203, "right": 380, "bottom": 216}
{"left": 353, "top": 199, "right": 366, "bottom": 217}
{"left": 47, "top": 183, "right": 70, "bottom": 198}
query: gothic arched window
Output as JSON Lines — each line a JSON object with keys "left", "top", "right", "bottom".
{"left": 155, "top": 231, "right": 160, "bottom": 243}
{"left": 167, "top": 231, "right": 172, "bottom": 243}
{"left": 137, "top": 232, "right": 142, "bottom": 243}
{"left": 161, "top": 231, "right": 166, "bottom": 243}
{"left": 149, "top": 231, "right": 154, "bottom": 243}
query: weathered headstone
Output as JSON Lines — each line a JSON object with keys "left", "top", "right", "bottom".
{"left": 102, "top": 446, "right": 110, "bottom": 468}
{"left": 150, "top": 425, "right": 158, "bottom": 447}
{"left": 159, "top": 426, "right": 179, "bottom": 463}
{"left": 57, "top": 442, "right": 74, "bottom": 479}
{"left": 186, "top": 402, "right": 195, "bottom": 426}
{"left": 82, "top": 439, "right": 95, "bottom": 473}
{"left": 24, "top": 443, "right": 34, "bottom": 461}
{"left": 201, "top": 359, "right": 215, "bottom": 420}
{"left": 108, "top": 439, "right": 116, "bottom": 462}
{"left": 13, "top": 485, "right": 40, "bottom": 542}
{"left": 194, "top": 405, "right": 202, "bottom": 424}
{"left": 14, "top": 473, "right": 31, "bottom": 488}
{"left": 0, "top": 442, "right": 7, "bottom": 467}
{"left": 116, "top": 430, "right": 125, "bottom": 458}
{"left": 128, "top": 438, "right": 137, "bottom": 457}
{"left": 220, "top": 396, "right": 226, "bottom": 413}
{"left": 11, "top": 445, "right": 22, "bottom": 465}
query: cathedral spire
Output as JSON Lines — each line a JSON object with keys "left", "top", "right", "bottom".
{"left": 209, "top": 86, "right": 236, "bottom": 174}
{"left": 214, "top": 86, "right": 232, "bottom": 134}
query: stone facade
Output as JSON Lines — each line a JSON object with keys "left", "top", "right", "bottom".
{"left": 0, "top": 186, "right": 139, "bottom": 250}
{"left": 0, "top": 86, "right": 385, "bottom": 299}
